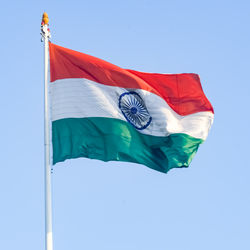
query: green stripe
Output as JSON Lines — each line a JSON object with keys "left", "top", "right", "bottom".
{"left": 52, "top": 117, "right": 203, "bottom": 173}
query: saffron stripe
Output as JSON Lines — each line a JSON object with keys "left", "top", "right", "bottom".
{"left": 49, "top": 43, "right": 214, "bottom": 116}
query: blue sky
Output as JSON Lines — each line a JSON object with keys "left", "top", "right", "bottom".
{"left": 1, "top": 0, "right": 250, "bottom": 249}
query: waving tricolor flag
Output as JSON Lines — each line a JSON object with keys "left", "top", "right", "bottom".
{"left": 49, "top": 43, "right": 214, "bottom": 173}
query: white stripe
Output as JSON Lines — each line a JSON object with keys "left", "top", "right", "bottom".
{"left": 50, "top": 78, "right": 214, "bottom": 140}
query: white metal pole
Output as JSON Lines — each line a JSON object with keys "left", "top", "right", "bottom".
{"left": 41, "top": 13, "right": 53, "bottom": 250}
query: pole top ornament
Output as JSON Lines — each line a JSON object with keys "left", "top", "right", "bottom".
{"left": 41, "top": 12, "right": 49, "bottom": 26}
{"left": 41, "top": 12, "right": 51, "bottom": 42}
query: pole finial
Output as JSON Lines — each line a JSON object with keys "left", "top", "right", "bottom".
{"left": 42, "top": 12, "right": 49, "bottom": 26}
{"left": 41, "top": 12, "right": 51, "bottom": 42}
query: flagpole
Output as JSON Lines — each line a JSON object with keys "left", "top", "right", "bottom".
{"left": 41, "top": 13, "right": 53, "bottom": 250}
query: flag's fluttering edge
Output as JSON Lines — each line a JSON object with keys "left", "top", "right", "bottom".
{"left": 49, "top": 43, "right": 214, "bottom": 173}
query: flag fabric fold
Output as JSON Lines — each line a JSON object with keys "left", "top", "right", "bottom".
{"left": 49, "top": 43, "right": 214, "bottom": 173}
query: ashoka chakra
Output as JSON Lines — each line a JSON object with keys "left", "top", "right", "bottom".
{"left": 118, "top": 91, "right": 152, "bottom": 130}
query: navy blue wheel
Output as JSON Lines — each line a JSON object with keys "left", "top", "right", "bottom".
{"left": 118, "top": 91, "right": 152, "bottom": 130}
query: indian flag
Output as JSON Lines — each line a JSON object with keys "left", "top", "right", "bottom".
{"left": 49, "top": 43, "right": 214, "bottom": 173}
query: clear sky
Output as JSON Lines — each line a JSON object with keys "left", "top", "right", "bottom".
{"left": 1, "top": 0, "right": 250, "bottom": 249}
